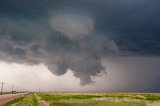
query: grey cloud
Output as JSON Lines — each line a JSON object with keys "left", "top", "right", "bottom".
{"left": 0, "top": 0, "right": 160, "bottom": 86}
{"left": 0, "top": 17, "right": 117, "bottom": 85}
{"left": 50, "top": 14, "right": 94, "bottom": 41}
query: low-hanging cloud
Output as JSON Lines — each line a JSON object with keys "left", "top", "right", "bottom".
{"left": 0, "top": 16, "right": 118, "bottom": 85}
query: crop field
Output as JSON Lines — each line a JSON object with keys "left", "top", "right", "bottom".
{"left": 4, "top": 92, "right": 160, "bottom": 106}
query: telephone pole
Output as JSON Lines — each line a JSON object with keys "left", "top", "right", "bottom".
{"left": 1, "top": 82, "right": 4, "bottom": 94}
{"left": 17, "top": 86, "right": 19, "bottom": 93}
{"left": 20, "top": 87, "right": 21, "bottom": 92}
{"left": 11, "top": 85, "right": 14, "bottom": 92}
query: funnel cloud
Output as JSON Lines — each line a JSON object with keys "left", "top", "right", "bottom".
{"left": 0, "top": 0, "right": 160, "bottom": 89}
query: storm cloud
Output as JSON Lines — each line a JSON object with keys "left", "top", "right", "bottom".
{"left": 0, "top": 0, "right": 160, "bottom": 86}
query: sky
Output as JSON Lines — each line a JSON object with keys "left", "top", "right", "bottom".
{"left": 0, "top": 0, "right": 160, "bottom": 92}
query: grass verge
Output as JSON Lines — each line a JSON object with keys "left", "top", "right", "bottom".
{"left": 4, "top": 93, "right": 39, "bottom": 106}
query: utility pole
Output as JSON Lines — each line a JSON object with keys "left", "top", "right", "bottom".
{"left": 1, "top": 82, "right": 4, "bottom": 94}
{"left": 11, "top": 85, "right": 14, "bottom": 92}
{"left": 17, "top": 86, "right": 19, "bottom": 93}
{"left": 20, "top": 87, "right": 21, "bottom": 92}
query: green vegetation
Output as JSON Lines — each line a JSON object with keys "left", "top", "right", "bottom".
{"left": 3, "top": 96, "right": 25, "bottom": 106}
{"left": 37, "top": 93, "right": 160, "bottom": 106}
{"left": 103, "top": 92, "right": 160, "bottom": 101}
{"left": 142, "top": 94, "right": 160, "bottom": 101}
{"left": 38, "top": 93, "right": 101, "bottom": 100}
{"left": 49, "top": 102, "right": 146, "bottom": 106}
{"left": 4, "top": 92, "right": 160, "bottom": 106}
{"left": 4, "top": 93, "right": 39, "bottom": 106}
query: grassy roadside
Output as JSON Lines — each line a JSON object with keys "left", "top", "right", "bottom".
{"left": 4, "top": 93, "right": 39, "bottom": 106}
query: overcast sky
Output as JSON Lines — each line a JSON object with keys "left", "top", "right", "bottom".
{"left": 0, "top": 0, "right": 160, "bottom": 92}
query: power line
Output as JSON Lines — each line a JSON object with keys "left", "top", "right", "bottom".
{"left": 0, "top": 82, "right": 28, "bottom": 93}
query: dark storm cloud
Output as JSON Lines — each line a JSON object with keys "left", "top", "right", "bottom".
{"left": 0, "top": 0, "right": 160, "bottom": 86}
{"left": 0, "top": 18, "right": 115, "bottom": 85}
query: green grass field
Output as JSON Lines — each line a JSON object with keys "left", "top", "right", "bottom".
{"left": 37, "top": 93, "right": 160, "bottom": 106}
{"left": 4, "top": 92, "right": 160, "bottom": 106}
{"left": 4, "top": 93, "right": 39, "bottom": 106}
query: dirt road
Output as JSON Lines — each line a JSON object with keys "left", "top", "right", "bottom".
{"left": 0, "top": 93, "right": 27, "bottom": 105}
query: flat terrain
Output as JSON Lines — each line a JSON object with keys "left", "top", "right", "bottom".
{"left": 3, "top": 93, "right": 160, "bottom": 106}
{"left": 0, "top": 93, "right": 27, "bottom": 106}
{"left": 4, "top": 93, "right": 39, "bottom": 106}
